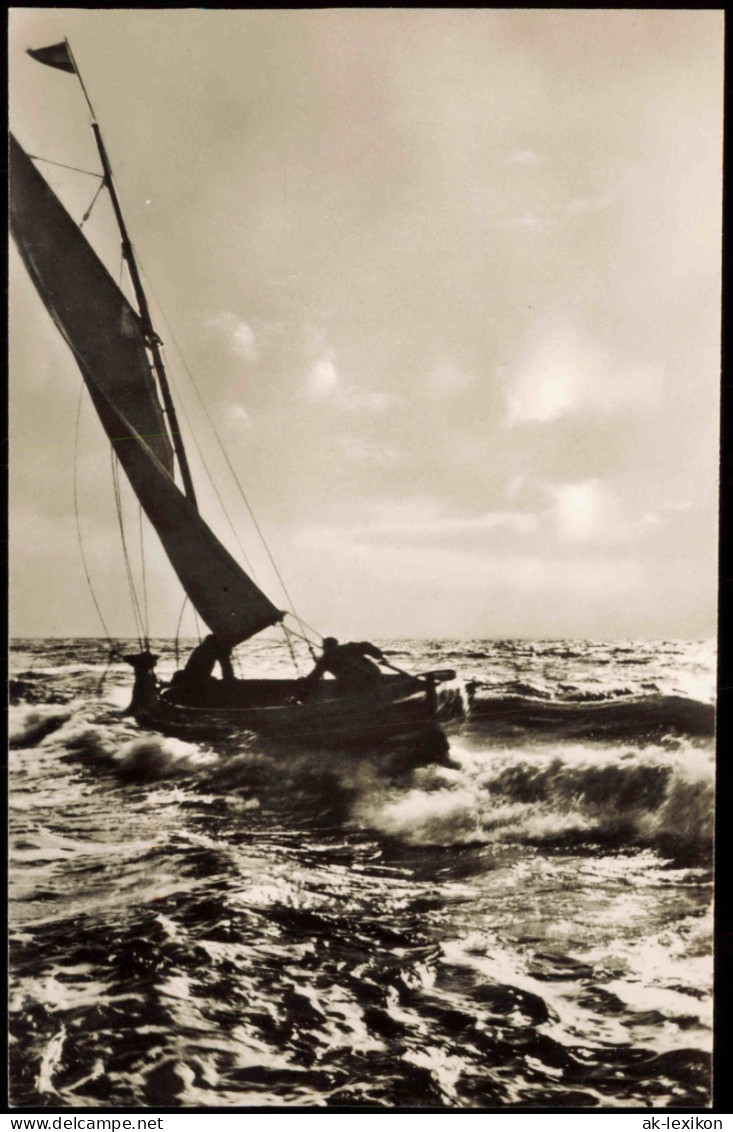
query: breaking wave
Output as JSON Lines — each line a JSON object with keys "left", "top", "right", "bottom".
{"left": 351, "top": 742, "right": 713, "bottom": 858}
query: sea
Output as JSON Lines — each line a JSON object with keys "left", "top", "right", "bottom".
{"left": 8, "top": 636, "right": 715, "bottom": 1111}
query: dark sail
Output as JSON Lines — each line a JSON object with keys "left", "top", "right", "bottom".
{"left": 9, "top": 133, "right": 174, "bottom": 475}
{"left": 10, "top": 132, "right": 283, "bottom": 645}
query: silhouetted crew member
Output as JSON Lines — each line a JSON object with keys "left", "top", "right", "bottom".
{"left": 122, "top": 650, "right": 159, "bottom": 713}
{"left": 180, "top": 634, "right": 235, "bottom": 686}
{"left": 302, "top": 637, "right": 385, "bottom": 695}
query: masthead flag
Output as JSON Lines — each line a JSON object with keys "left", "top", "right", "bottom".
{"left": 27, "top": 41, "right": 76, "bottom": 74}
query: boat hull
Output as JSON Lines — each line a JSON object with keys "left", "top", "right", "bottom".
{"left": 134, "top": 674, "right": 466, "bottom": 759}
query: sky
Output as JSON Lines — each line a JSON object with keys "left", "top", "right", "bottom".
{"left": 9, "top": 9, "right": 723, "bottom": 641}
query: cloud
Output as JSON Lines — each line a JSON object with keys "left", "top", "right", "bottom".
{"left": 307, "top": 352, "right": 340, "bottom": 397}
{"left": 306, "top": 347, "right": 395, "bottom": 412}
{"left": 337, "top": 436, "right": 400, "bottom": 466}
{"left": 231, "top": 404, "right": 251, "bottom": 426}
{"left": 311, "top": 497, "right": 536, "bottom": 542}
{"left": 660, "top": 499, "right": 694, "bottom": 513}
{"left": 340, "top": 389, "right": 395, "bottom": 413}
{"left": 444, "top": 437, "right": 489, "bottom": 468}
{"left": 502, "top": 167, "right": 633, "bottom": 230}
{"left": 503, "top": 324, "right": 664, "bottom": 424}
{"left": 567, "top": 192, "right": 615, "bottom": 215}
{"left": 548, "top": 478, "right": 664, "bottom": 546}
{"left": 371, "top": 510, "right": 537, "bottom": 540}
{"left": 550, "top": 480, "right": 608, "bottom": 542}
{"left": 566, "top": 165, "right": 638, "bottom": 217}
{"left": 289, "top": 521, "right": 647, "bottom": 638}
{"left": 230, "top": 322, "right": 257, "bottom": 361}
{"left": 504, "top": 212, "right": 550, "bottom": 228}
{"left": 429, "top": 363, "right": 474, "bottom": 396}
{"left": 507, "top": 149, "right": 543, "bottom": 165}
{"left": 205, "top": 312, "right": 258, "bottom": 362}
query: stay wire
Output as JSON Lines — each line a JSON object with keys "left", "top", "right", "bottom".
{"left": 138, "top": 504, "right": 150, "bottom": 647}
{"left": 281, "top": 623, "right": 302, "bottom": 675}
{"left": 28, "top": 153, "right": 104, "bottom": 179}
{"left": 289, "top": 613, "right": 324, "bottom": 643}
{"left": 96, "top": 649, "right": 120, "bottom": 696}
{"left": 111, "top": 453, "right": 144, "bottom": 647}
{"left": 73, "top": 383, "right": 113, "bottom": 642}
{"left": 174, "top": 595, "right": 189, "bottom": 668}
{"left": 110, "top": 449, "right": 145, "bottom": 649}
{"left": 79, "top": 179, "right": 106, "bottom": 229}
{"left": 282, "top": 616, "right": 319, "bottom": 661}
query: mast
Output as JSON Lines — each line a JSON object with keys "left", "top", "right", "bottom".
{"left": 65, "top": 39, "right": 198, "bottom": 510}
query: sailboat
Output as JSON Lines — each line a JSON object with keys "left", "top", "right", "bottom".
{"left": 10, "top": 40, "right": 465, "bottom": 761}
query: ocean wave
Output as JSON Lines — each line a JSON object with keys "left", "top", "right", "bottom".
{"left": 468, "top": 693, "right": 714, "bottom": 743}
{"left": 478, "top": 681, "right": 553, "bottom": 700}
{"left": 351, "top": 743, "right": 713, "bottom": 858}
{"left": 9, "top": 705, "right": 74, "bottom": 748}
{"left": 9, "top": 677, "right": 73, "bottom": 707}
{"left": 11, "top": 691, "right": 714, "bottom": 863}
{"left": 112, "top": 735, "right": 220, "bottom": 781}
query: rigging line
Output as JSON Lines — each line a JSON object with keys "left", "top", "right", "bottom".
{"left": 282, "top": 621, "right": 315, "bottom": 644}
{"left": 79, "top": 178, "right": 106, "bottom": 229}
{"left": 285, "top": 611, "right": 323, "bottom": 646}
{"left": 292, "top": 614, "right": 324, "bottom": 641}
{"left": 96, "top": 649, "right": 118, "bottom": 696}
{"left": 282, "top": 618, "right": 319, "bottom": 661}
{"left": 110, "top": 449, "right": 145, "bottom": 649}
{"left": 281, "top": 623, "right": 302, "bottom": 676}
{"left": 73, "top": 383, "right": 113, "bottom": 641}
{"left": 28, "top": 153, "right": 104, "bottom": 179}
{"left": 156, "top": 340, "right": 260, "bottom": 581}
{"left": 179, "top": 363, "right": 311, "bottom": 638}
{"left": 174, "top": 595, "right": 189, "bottom": 669}
{"left": 111, "top": 454, "right": 144, "bottom": 648}
{"left": 138, "top": 503, "right": 150, "bottom": 647}
{"left": 131, "top": 256, "right": 302, "bottom": 619}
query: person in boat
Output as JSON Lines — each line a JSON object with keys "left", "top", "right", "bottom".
{"left": 172, "top": 633, "right": 235, "bottom": 694}
{"left": 122, "top": 650, "right": 159, "bottom": 713}
{"left": 299, "top": 637, "right": 386, "bottom": 697}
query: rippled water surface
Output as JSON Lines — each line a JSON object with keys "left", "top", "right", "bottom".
{"left": 9, "top": 637, "right": 714, "bottom": 1109}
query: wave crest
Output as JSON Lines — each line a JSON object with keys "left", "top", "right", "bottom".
{"left": 352, "top": 744, "right": 713, "bottom": 856}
